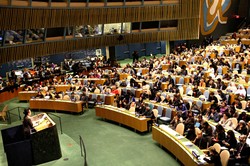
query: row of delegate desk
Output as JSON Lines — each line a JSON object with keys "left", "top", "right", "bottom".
{"left": 95, "top": 105, "right": 149, "bottom": 132}
{"left": 18, "top": 81, "right": 240, "bottom": 114}
{"left": 29, "top": 99, "right": 84, "bottom": 113}
{"left": 152, "top": 125, "right": 212, "bottom": 166}
{"left": 95, "top": 105, "right": 212, "bottom": 166}
{"left": 95, "top": 103, "right": 250, "bottom": 166}
{"left": 18, "top": 85, "right": 115, "bottom": 113}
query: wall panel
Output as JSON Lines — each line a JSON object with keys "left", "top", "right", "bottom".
{"left": 0, "top": 17, "right": 199, "bottom": 64}
{"left": 0, "top": 0, "right": 200, "bottom": 30}
{"left": 0, "top": 0, "right": 201, "bottom": 64}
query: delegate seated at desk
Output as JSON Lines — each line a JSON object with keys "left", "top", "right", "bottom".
{"left": 44, "top": 91, "right": 52, "bottom": 99}
{"left": 203, "top": 146, "right": 222, "bottom": 166}
{"left": 35, "top": 91, "right": 44, "bottom": 98}
{"left": 140, "top": 107, "right": 155, "bottom": 129}
{"left": 228, "top": 135, "right": 250, "bottom": 166}
{"left": 193, "top": 130, "right": 209, "bottom": 149}
{"left": 221, "top": 130, "right": 237, "bottom": 150}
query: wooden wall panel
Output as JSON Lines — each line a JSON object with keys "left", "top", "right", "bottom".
{"left": 0, "top": 0, "right": 200, "bottom": 30}
{"left": 0, "top": 17, "right": 199, "bottom": 64}
{"left": 0, "top": 0, "right": 201, "bottom": 64}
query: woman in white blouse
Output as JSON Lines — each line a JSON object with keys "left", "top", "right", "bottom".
{"left": 225, "top": 82, "right": 237, "bottom": 93}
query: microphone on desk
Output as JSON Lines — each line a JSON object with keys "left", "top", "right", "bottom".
{"left": 192, "top": 150, "right": 200, "bottom": 159}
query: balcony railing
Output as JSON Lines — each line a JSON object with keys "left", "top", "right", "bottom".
{"left": 0, "top": 0, "right": 179, "bottom": 8}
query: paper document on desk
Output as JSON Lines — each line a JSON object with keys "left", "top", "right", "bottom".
{"left": 182, "top": 141, "right": 193, "bottom": 147}
{"left": 176, "top": 135, "right": 185, "bottom": 140}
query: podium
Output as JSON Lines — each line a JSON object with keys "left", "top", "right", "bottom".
{"left": 1, "top": 113, "right": 62, "bottom": 166}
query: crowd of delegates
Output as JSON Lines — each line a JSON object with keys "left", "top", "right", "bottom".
{"left": 0, "top": 62, "right": 61, "bottom": 94}
{"left": 62, "top": 55, "right": 113, "bottom": 74}
{"left": 7, "top": 38, "right": 250, "bottom": 165}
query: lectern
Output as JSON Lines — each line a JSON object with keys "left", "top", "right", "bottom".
{"left": 1, "top": 113, "right": 62, "bottom": 166}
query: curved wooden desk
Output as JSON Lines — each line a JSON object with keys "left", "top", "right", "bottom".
{"left": 152, "top": 125, "right": 212, "bottom": 166}
{"left": 0, "top": 87, "right": 22, "bottom": 103}
{"left": 29, "top": 99, "right": 83, "bottom": 113}
{"left": 95, "top": 105, "right": 149, "bottom": 132}
{"left": 144, "top": 100, "right": 177, "bottom": 119}
{"left": 18, "top": 91, "right": 37, "bottom": 101}
{"left": 72, "top": 78, "right": 106, "bottom": 85}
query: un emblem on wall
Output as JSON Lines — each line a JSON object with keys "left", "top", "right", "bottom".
{"left": 201, "top": 0, "right": 231, "bottom": 35}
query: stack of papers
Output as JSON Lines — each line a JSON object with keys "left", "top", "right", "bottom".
{"left": 182, "top": 141, "right": 193, "bottom": 148}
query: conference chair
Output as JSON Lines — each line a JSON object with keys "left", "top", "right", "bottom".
{"left": 105, "top": 69, "right": 109, "bottom": 73}
{"left": 175, "top": 123, "right": 184, "bottom": 135}
{"left": 63, "top": 95, "right": 70, "bottom": 100}
{"left": 94, "top": 88, "right": 101, "bottom": 94}
{"left": 203, "top": 90, "right": 210, "bottom": 101}
{"left": 199, "top": 95, "right": 206, "bottom": 101}
{"left": 229, "top": 117, "right": 238, "bottom": 129}
{"left": 157, "top": 106, "right": 163, "bottom": 118}
{"left": 160, "top": 96, "right": 165, "bottom": 102}
{"left": 99, "top": 86, "right": 104, "bottom": 93}
{"left": 129, "top": 106, "right": 135, "bottom": 113}
{"left": 186, "top": 86, "right": 192, "bottom": 95}
{"left": 75, "top": 94, "right": 80, "bottom": 101}
{"left": 220, "top": 150, "right": 230, "bottom": 166}
{"left": 195, "top": 127, "right": 201, "bottom": 136}
{"left": 122, "top": 88, "right": 127, "bottom": 95}
{"left": 149, "top": 83, "right": 153, "bottom": 89}
{"left": 83, "top": 79, "right": 88, "bottom": 86}
{"left": 178, "top": 77, "right": 184, "bottom": 85}
{"left": 218, "top": 66, "right": 222, "bottom": 75}
{"left": 240, "top": 100, "right": 247, "bottom": 110}
{"left": 246, "top": 87, "right": 250, "bottom": 99}
{"left": 172, "top": 76, "right": 176, "bottom": 84}
{"left": 161, "top": 92, "right": 166, "bottom": 98}
{"left": 126, "top": 80, "right": 130, "bottom": 86}
{"left": 0, "top": 105, "right": 8, "bottom": 121}
{"left": 233, "top": 70, "right": 238, "bottom": 74}
{"left": 213, "top": 143, "right": 221, "bottom": 154}
{"left": 159, "top": 108, "right": 172, "bottom": 124}
{"left": 215, "top": 95, "right": 222, "bottom": 105}
{"left": 178, "top": 86, "right": 184, "bottom": 96}
{"left": 130, "top": 88, "right": 135, "bottom": 96}
{"left": 152, "top": 109, "right": 158, "bottom": 123}
{"left": 225, "top": 94, "right": 230, "bottom": 104}
{"left": 241, "top": 70, "right": 247, "bottom": 75}
{"left": 188, "top": 101, "right": 192, "bottom": 111}
{"left": 58, "top": 94, "right": 63, "bottom": 99}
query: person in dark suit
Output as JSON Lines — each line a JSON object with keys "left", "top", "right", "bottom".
{"left": 228, "top": 135, "right": 250, "bottom": 166}
{"left": 35, "top": 91, "right": 44, "bottom": 98}
{"left": 204, "top": 146, "right": 222, "bottom": 166}
{"left": 222, "top": 130, "right": 237, "bottom": 150}
{"left": 23, "top": 108, "right": 36, "bottom": 139}
{"left": 166, "top": 75, "right": 174, "bottom": 85}
{"left": 154, "top": 77, "right": 162, "bottom": 91}
{"left": 208, "top": 92, "right": 218, "bottom": 108}
{"left": 140, "top": 107, "right": 155, "bottom": 131}
{"left": 132, "top": 51, "right": 139, "bottom": 63}
{"left": 193, "top": 131, "right": 209, "bottom": 149}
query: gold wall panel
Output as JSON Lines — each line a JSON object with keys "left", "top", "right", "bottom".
{"left": 0, "top": 17, "right": 199, "bottom": 64}
{"left": 0, "top": 0, "right": 200, "bottom": 30}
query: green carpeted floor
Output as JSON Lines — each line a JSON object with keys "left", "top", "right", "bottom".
{"left": 0, "top": 98, "right": 180, "bottom": 166}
